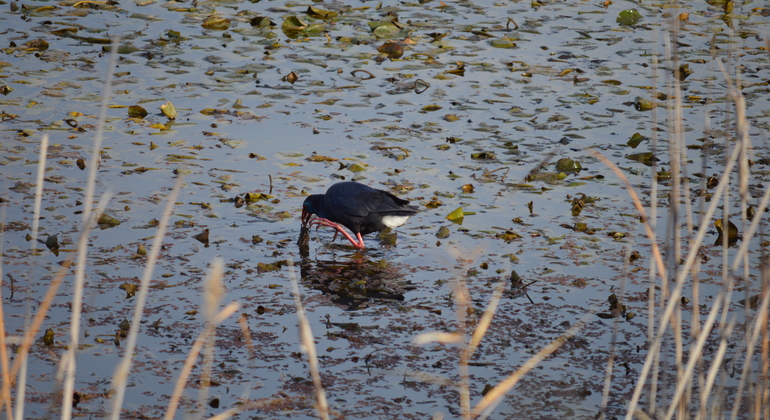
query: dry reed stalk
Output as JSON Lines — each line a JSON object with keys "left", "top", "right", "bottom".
{"left": 0, "top": 133, "right": 49, "bottom": 419}
{"left": 450, "top": 271, "right": 471, "bottom": 419}
{"left": 622, "top": 142, "right": 742, "bottom": 420}
{"left": 662, "top": 289, "right": 729, "bottom": 420}
{"left": 0, "top": 258, "right": 69, "bottom": 401}
{"left": 12, "top": 349, "right": 27, "bottom": 420}
{"left": 759, "top": 268, "right": 769, "bottom": 419}
{"left": 645, "top": 38, "right": 662, "bottom": 415}
{"left": 471, "top": 313, "right": 592, "bottom": 420}
{"left": 30, "top": 133, "right": 49, "bottom": 248}
{"left": 163, "top": 286, "right": 241, "bottom": 420}
{"left": 197, "top": 256, "right": 226, "bottom": 418}
{"left": 729, "top": 180, "right": 770, "bottom": 272}
{"left": 286, "top": 259, "right": 330, "bottom": 420}
{"left": 413, "top": 247, "right": 581, "bottom": 420}
{"left": 725, "top": 286, "right": 770, "bottom": 420}
{"left": 60, "top": 36, "right": 119, "bottom": 419}
{"left": 205, "top": 396, "right": 296, "bottom": 420}
{"left": 587, "top": 151, "right": 667, "bottom": 281}
{"left": 442, "top": 247, "right": 487, "bottom": 420}
{"left": 598, "top": 246, "right": 631, "bottom": 420}
{"left": 628, "top": 32, "right": 768, "bottom": 419}
{"left": 662, "top": 32, "right": 687, "bottom": 418}
{"left": 710, "top": 56, "right": 762, "bottom": 420}
{"left": 237, "top": 314, "right": 257, "bottom": 359}
{"left": 701, "top": 320, "right": 735, "bottom": 419}
{"left": 60, "top": 192, "right": 112, "bottom": 419}
{"left": 663, "top": 35, "right": 684, "bottom": 268}
{"left": 759, "top": 287, "right": 769, "bottom": 420}
{"left": 464, "top": 282, "right": 504, "bottom": 363}
{"left": 458, "top": 281, "right": 504, "bottom": 420}
{"left": 108, "top": 177, "right": 183, "bottom": 420}
{"left": 0, "top": 133, "right": 51, "bottom": 420}
{"left": 592, "top": 133, "right": 742, "bottom": 419}
{"left": 0, "top": 218, "right": 11, "bottom": 420}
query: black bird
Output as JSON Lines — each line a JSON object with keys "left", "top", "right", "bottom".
{"left": 301, "top": 181, "right": 419, "bottom": 249}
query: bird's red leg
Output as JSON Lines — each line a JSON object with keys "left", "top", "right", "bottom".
{"left": 354, "top": 232, "right": 366, "bottom": 249}
{"left": 307, "top": 218, "right": 366, "bottom": 249}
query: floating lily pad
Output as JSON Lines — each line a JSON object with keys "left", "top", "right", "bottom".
{"left": 282, "top": 16, "right": 308, "bottom": 31}
{"left": 617, "top": 9, "right": 642, "bottom": 26}
{"left": 377, "top": 42, "right": 403, "bottom": 59}
{"left": 97, "top": 213, "right": 121, "bottom": 228}
{"left": 128, "top": 105, "right": 148, "bottom": 118}
{"left": 347, "top": 163, "right": 367, "bottom": 173}
{"left": 634, "top": 96, "right": 655, "bottom": 111}
{"left": 202, "top": 16, "right": 230, "bottom": 30}
{"left": 489, "top": 37, "right": 516, "bottom": 49}
{"left": 250, "top": 16, "right": 275, "bottom": 28}
{"left": 471, "top": 152, "right": 496, "bottom": 160}
{"left": 626, "top": 152, "right": 658, "bottom": 166}
{"left": 370, "top": 21, "right": 402, "bottom": 38}
{"left": 306, "top": 6, "right": 338, "bottom": 19}
{"left": 627, "top": 132, "right": 647, "bottom": 148}
{"left": 555, "top": 158, "right": 582, "bottom": 172}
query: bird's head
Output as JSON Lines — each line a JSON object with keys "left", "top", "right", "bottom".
{"left": 301, "top": 195, "right": 322, "bottom": 226}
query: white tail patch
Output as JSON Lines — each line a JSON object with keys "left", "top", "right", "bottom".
{"left": 382, "top": 215, "right": 410, "bottom": 228}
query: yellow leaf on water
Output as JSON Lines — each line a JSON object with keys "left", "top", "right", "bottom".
{"left": 160, "top": 101, "right": 177, "bottom": 119}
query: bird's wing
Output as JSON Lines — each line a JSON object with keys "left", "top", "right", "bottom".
{"left": 332, "top": 188, "right": 413, "bottom": 217}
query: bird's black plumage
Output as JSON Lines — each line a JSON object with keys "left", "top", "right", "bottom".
{"left": 301, "top": 181, "right": 419, "bottom": 249}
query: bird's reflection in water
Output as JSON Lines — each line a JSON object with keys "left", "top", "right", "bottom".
{"left": 299, "top": 256, "right": 415, "bottom": 310}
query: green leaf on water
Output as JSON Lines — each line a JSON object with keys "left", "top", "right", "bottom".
{"left": 634, "top": 96, "right": 655, "bottom": 111}
{"left": 370, "top": 21, "right": 402, "bottom": 38}
{"left": 626, "top": 152, "right": 658, "bottom": 166}
{"left": 555, "top": 158, "right": 582, "bottom": 172}
{"left": 627, "top": 132, "right": 647, "bottom": 148}
{"left": 250, "top": 16, "right": 275, "bottom": 28}
{"left": 282, "top": 16, "right": 308, "bottom": 31}
{"left": 347, "top": 163, "right": 367, "bottom": 173}
{"left": 446, "top": 207, "right": 464, "bottom": 224}
{"left": 489, "top": 37, "right": 516, "bottom": 48}
{"left": 202, "top": 16, "right": 231, "bottom": 30}
{"left": 306, "top": 6, "right": 338, "bottom": 19}
{"left": 617, "top": 9, "right": 642, "bottom": 26}
{"left": 304, "top": 23, "right": 326, "bottom": 34}
{"left": 128, "top": 105, "right": 148, "bottom": 119}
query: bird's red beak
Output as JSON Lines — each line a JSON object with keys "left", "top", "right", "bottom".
{"left": 301, "top": 210, "right": 313, "bottom": 226}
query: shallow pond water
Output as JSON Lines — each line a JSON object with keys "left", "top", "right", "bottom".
{"left": 1, "top": 0, "right": 770, "bottom": 418}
